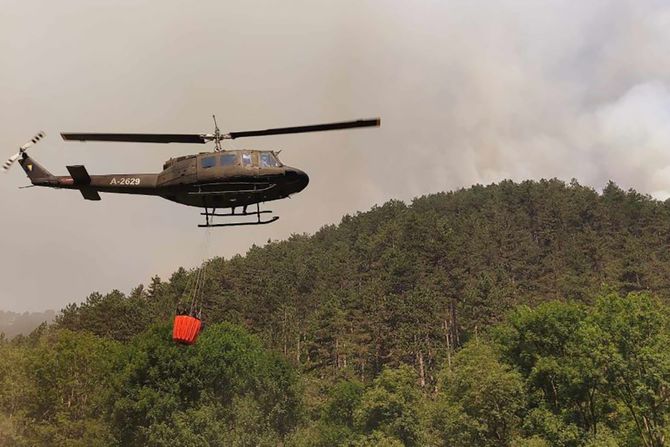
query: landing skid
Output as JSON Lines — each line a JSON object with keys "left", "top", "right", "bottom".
{"left": 198, "top": 204, "right": 279, "bottom": 228}
{"left": 199, "top": 217, "right": 279, "bottom": 228}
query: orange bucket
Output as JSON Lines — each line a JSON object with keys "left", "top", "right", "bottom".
{"left": 172, "top": 315, "right": 202, "bottom": 345}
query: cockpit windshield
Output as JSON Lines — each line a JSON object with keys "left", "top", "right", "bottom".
{"left": 259, "top": 152, "right": 281, "bottom": 168}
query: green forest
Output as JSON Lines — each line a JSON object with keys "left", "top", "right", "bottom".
{"left": 3, "top": 179, "right": 670, "bottom": 446}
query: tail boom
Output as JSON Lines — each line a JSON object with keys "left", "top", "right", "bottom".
{"left": 54, "top": 171, "right": 160, "bottom": 200}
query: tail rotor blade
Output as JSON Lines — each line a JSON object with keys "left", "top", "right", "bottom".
{"left": 20, "top": 131, "right": 45, "bottom": 151}
{"left": 4, "top": 131, "right": 45, "bottom": 173}
{"left": 2, "top": 152, "right": 20, "bottom": 172}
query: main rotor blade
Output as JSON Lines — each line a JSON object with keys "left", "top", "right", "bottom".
{"left": 226, "top": 118, "right": 380, "bottom": 139}
{"left": 60, "top": 118, "right": 381, "bottom": 144}
{"left": 60, "top": 133, "right": 208, "bottom": 144}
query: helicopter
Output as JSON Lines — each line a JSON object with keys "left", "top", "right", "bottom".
{"left": 3, "top": 117, "right": 380, "bottom": 227}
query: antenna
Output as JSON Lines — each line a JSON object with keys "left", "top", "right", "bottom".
{"left": 212, "top": 115, "right": 222, "bottom": 152}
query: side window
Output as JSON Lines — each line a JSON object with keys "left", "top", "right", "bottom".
{"left": 260, "top": 152, "right": 279, "bottom": 167}
{"left": 201, "top": 156, "right": 216, "bottom": 169}
{"left": 220, "top": 153, "right": 237, "bottom": 166}
{"left": 241, "top": 152, "right": 252, "bottom": 167}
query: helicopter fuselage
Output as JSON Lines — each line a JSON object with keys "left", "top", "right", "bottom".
{"left": 156, "top": 149, "right": 309, "bottom": 208}
{"left": 25, "top": 149, "right": 309, "bottom": 209}
{"left": 10, "top": 117, "right": 377, "bottom": 226}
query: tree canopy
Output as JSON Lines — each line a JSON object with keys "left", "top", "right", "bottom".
{"left": 4, "top": 179, "right": 670, "bottom": 445}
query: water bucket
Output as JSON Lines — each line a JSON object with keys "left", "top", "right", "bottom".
{"left": 172, "top": 315, "right": 202, "bottom": 345}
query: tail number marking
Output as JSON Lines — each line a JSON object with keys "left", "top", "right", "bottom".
{"left": 110, "top": 178, "right": 141, "bottom": 186}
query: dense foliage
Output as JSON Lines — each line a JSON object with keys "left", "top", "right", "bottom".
{"left": 1, "top": 324, "right": 300, "bottom": 446}
{"left": 4, "top": 179, "right": 670, "bottom": 445}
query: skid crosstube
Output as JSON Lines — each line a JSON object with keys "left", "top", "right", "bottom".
{"left": 199, "top": 203, "right": 278, "bottom": 228}
{"left": 200, "top": 210, "right": 273, "bottom": 217}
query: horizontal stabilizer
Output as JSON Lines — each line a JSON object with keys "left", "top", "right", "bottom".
{"left": 80, "top": 188, "right": 101, "bottom": 201}
{"left": 66, "top": 165, "right": 91, "bottom": 184}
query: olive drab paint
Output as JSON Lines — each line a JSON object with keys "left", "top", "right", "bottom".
{"left": 14, "top": 118, "right": 380, "bottom": 227}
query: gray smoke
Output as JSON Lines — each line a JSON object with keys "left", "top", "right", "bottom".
{"left": 2, "top": 0, "right": 670, "bottom": 311}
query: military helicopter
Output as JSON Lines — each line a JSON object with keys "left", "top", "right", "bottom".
{"left": 3, "top": 117, "right": 380, "bottom": 227}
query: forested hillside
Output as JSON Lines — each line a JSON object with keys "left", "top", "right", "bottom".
{"left": 57, "top": 179, "right": 670, "bottom": 382}
{"left": 3, "top": 179, "right": 670, "bottom": 446}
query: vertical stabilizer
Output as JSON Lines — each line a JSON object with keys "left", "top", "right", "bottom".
{"left": 18, "top": 154, "right": 55, "bottom": 184}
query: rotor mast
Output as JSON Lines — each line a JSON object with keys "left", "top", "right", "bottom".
{"left": 212, "top": 115, "right": 222, "bottom": 152}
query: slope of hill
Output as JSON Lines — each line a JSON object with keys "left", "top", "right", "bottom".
{"left": 0, "top": 310, "right": 55, "bottom": 338}
{"left": 6, "top": 179, "right": 670, "bottom": 446}
{"left": 56, "top": 179, "right": 670, "bottom": 382}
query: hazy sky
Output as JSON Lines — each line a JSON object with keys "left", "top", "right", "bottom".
{"left": 2, "top": 0, "right": 670, "bottom": 311}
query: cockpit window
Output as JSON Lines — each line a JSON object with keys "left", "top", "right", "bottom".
{"left": 259, "top": 152, "right": 281, "bottom": 168}
{"left": 241, "top": 152, "right": 252, "bottom": 167}
{"left": 220, "top": 153, "right": 238, "bottom": 166}
{"left": 201, "top": 156, "right": 216, "bottom": 169}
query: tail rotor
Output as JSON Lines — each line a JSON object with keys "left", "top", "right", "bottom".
{"left": 3, "top": 132, "right": 45, "bottom": 173}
